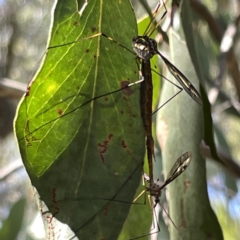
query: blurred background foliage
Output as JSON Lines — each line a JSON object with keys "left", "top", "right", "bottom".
{"left": 0, "top": 0, "right": 240, "bottom": 239}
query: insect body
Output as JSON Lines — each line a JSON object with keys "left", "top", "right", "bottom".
{"left": 132, "top": 0, "right": 201, "bottom": 195}
{"left": 134, "top": 152, "right": 191, "bottom": 207}
{"left": 144, "top": 151, "right": 192, "bottom": 207}
{"left": 139, "top": 59, "right": 154, "bottom": 182}
{"left": 131, "top": 152, "right": 192, "bottom": 239}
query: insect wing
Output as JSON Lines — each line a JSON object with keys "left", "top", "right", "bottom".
{"left": 158, "top": 51, "right": 202, "bottom": 105}
{"left": 164, "top": 152, "right": 192, "bottom": 186}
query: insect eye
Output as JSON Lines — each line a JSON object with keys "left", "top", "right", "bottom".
{"left": 149, "top": 39, "right": 157, "bottom": 48}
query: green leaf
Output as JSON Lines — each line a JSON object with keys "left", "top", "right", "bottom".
{"left": 14, "top": 0, "right": 145, "bottom": 239}
{"left": 0, "top": 198, "right": 26, "bottom": 239}
{"left": 157, "top": 29, "right": 223, "bottom": 240}
{"left": 180, "top": 0, "right": 222, "bottom": 165}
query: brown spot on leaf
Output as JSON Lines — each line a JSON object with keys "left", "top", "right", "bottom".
{"left": 180, "top": 199, "right": 187, "bottom": 229}
{"left": 120, "top": 80, "right": 132, "bottom": 96}
{"left": 52, "top": 188, "right": 57, "bottom": 204}
{"left": 57, "top": 109, "right": 63, "bottom": 116}
{"left": 25, "top": 78, "right": 35, "bottom": 97}
{"left": 122, "top": 141, "right": 127, "bottom": 148}
{"left": 50, "top": 188, "right": 60, "bottom": 220}
{"left": 73, "top": 21, "right": 78, "bottom": 26}
{"left": 25, "top": 85, "right": 31, "bottom": 97}
{"left": 184, "top": 180, "right": 191, "bottom": 193}
{"left": 104, "top": 205, "right": 109, "bottom": 216}
{"left": 206, "top": 232, "right": 213, "bottom": 239}
{"left": 91, "top": 26, "right": 97, "bottom": 32}
{"left": 121, "top": 140, "right": 132, "bottom": 156}
{"left": 98, "top": 134, "right": 114, "bottom": 163}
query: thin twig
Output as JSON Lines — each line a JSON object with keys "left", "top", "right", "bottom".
{"left": 200, "top": 141, "right": 240, "bottom": 178}
{"left": 0, "top": 78, "right": 26, "bottom": 99}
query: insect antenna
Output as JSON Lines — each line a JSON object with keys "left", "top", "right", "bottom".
{"left": 144, "top": 0, "right": 168, "bottom": 37}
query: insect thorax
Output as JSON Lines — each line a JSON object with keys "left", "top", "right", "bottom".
{"left": 146, "top": 182, "right": 162, "bottom": 200}
{"left": 132, "top": 36, "right": 157, "bottom": 61}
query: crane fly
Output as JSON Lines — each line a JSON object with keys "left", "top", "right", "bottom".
{"left": 140, "top": 152, "right": 192, "bottom": 207}
{"left": 130, "top": 151, "right": 192, "bottom": 240}
{"left": 131, "top": 0, "right": 201, "bottom": 190}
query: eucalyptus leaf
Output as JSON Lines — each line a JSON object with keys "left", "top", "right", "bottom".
{"left": 15, "top": 0, "right": 145, "bottom": 239}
